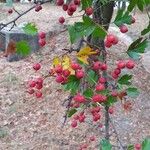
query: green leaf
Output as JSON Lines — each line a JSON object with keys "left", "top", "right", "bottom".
{"left": 86, "top": 70, "right": 98, "bottom": 85}
{"left": 127, "top": 145, "right": 134, "bottom": 150}
{"left": 83, "top": 89, "right": 94, "bottom": 98}
{"left": 114, "top": 10, "right": 132, "bottom": 26}
{"left": 127, "top": 38, "right": 148, "bottom": 59}
{"left": 81, "top": 0, "right": 92, "bottom": 9}
{"left": 118, "top": 74, "right": 132, "bottom": 85}
{"left": 23, "top": 23, "right": 38, "bottom": 36}
{"left": 142, "top": 138, "right": 150, "bottom": 150}
{"left": 126, "top": 87, "right": 140, "bottom": 98}
{"left": 68, "top": 108, "right": 77, "bottom": 117}
{"left": 63, "top": 75, "right": 80, "bottom": 95}
{"left": 92, "top": 25, "right": 107, "bottom": 38}
{"left": 16, "top": 41, "right": 30, "bottom": 56}
{"left": 127, "top": 0, "right": 137, "bottom": 12}
{"left": 105, "top": 95, "right": 117, "bottom": 106}
{"left": 141, "top": 24, "right": 150, "bottom": 35}
{"left": 100, "top": 139, "right": 112, "bottom": 150}
{"left": 97, "top": 89, "right": 110, "bottom": 95}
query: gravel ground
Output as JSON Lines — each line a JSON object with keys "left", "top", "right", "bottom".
{"left": 0, "top": 3, "right": 150, "bottom": 150}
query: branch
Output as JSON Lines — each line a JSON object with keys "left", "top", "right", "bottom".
{"left": 0, "top": 0, "right": 52, "bottom": 31}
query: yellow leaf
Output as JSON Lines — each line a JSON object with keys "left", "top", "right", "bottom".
{"left": 77, "top": 46, "right": 97, "bottom": 64}
{"left": 53, "top": 56, "right": 61, "bottom": 67}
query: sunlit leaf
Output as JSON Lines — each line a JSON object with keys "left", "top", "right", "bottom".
{"left": 23, "top": 23, "right": 38, "bottom": 36}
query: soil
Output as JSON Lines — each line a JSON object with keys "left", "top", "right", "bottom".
{"left": 0, "top": 3, "right": 150, "bottom": 150}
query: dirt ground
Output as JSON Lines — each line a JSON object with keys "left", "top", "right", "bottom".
{"left": 0, "top": 3, "right": 150, "bottom": 150}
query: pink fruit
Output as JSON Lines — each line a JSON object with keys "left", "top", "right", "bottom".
{"left": 100, "top": 63, "right": 107, "bottom": 71}
{"left": 35, "top": 4, "right": 42, "bottom": 12}
{"left": 131, "top": 16, "right": 136, "bottom": 24}
{"left": 29, "top": 80, "right": 36, "bottom": 88}
{"left": 106, "top": 34, "right": 116, "bottom": 43}
{"left": 74, "top": 0, "right": 80, "bottom": 5}
{"left": 85, "top": 7, "right": 93, "bottom": 16}
{"left": 55, "top": 75, "right": 64, "bottom": 83}
{"left": 104, "top": 40, "right": 112, "bottom": 48}
{"left": 112, "top": 72, "right": 119, "bottom": 79}
{"left": 67, "top": 10, "right": 73, "bottom": 16}
{"left": 35, "top": 91, "right": 42, "bottom": 98}
{"left": 135, "top": 143, "right": 141, "bottom": 150}
{"left": 95, "top": 84, "right": 105, "bottom": 91}
{"left": 62, "top": 69, "right": 71, "bottom": 77}
{"left": 117, "top": 61, "right": 126, "bottom": 69}
{"left": 99, "top": 77, "right": 106, "bottom": 84}
{"left": 71, "top": 63, "right": 81, "bottom": 70}
{"left": 36, "top": 83, "right": 43, "bottom": 90}
{"left": 93, "top": 113, "right": 101, "bottom": 121}
{"left": 27, "top": 88, "right": 35, "bottom": 94}
{"left": 120, "top": 25, "right": 128, "bottom": 33}
{"left": 93, "top": 61, "right": 101, "bottom": 70}
{"left": 79, "top": 115, "right": 85, "bottom": 123}
{"left": 73, "top": 114, "right": 79, "bottom": 120}
{"left": 71, "top": 120, "right": 77, "bottom": 128}
{"left": 33, "top": 63, "right": 41, "bottom": 71}
{"left": 56, "top": 0, "right": 64, "bottom": 6}
{"left": 36, "top": 77, "right": 43, "bottom": 85}
{"left": 54, "top": 65, "right": 63, "bottom": 73}
{"left": 112, "top": 36, "right": 119, "bottom": 45}
{"left": 126, "top": 60, "right": 135, "bottom": 69}
{"left": 8, "top": 9, "right": 13, "bottom": 14}
{"left": 68, "top": 4, "right": 77, "bottom": 12}
{"left": 75, "top": 70, "right": 84, "bottom": 79}
{"left": 38, "top": 39, "right": 46, "bottom": 47}
{"left": 89, "top": 136, "right": 96, "bottom": 141}
{"left": 74, "top": 94, "right": 85, "bottom": 103}
{"left": 62, "top": 4, "right": 68, "bottom": 11}
{"left": 114, "top": 68, "right": 121, "bottom": 75}
{"left": 111, "top": 91, "right": 118, "bottom": 97}
{"left": 38, "top": 32, "right": 46, "bottom": 39}
{"left": 59, "top": 16, "right": 65, "bottom": 24}
{"left": 108, "top": 107, "right": 114, "bottom": 114}
{"left": 92, "top": 94, "right": 103, "bottom": 103}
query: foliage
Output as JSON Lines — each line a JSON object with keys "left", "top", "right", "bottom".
{"left": 23, "top": 23, "right": 38, "bottom": 36}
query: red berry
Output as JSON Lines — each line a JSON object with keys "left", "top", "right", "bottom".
{"left": 54, "top": 65, "right": 63, "bottom": 73}
{"left": 36, "top": 77, "right": 43, "bottom": 85}
{"left": 38, "top": 39, "right": 46, "bottom": 47}
{"left": 108, "top": 107, "right": 114, "bottom": 114}
{"left": 92, "top": 94, "right": 103, "bottom": 103}
{"left": 117, "top": 61, "right": 126, "bottom": 69}
{"left": 67, "top": 10, "right": 73, "bottom": 16}
{"left": 56, "top": 0, "right": 64, "bottom": 6}
{"left": 35, "top": 4, "right": 42, "bottom": 12}
{"left": 93, "top": 113, "right": 101, "bottom": 121}
{"left": 131, "top": 16, "right": 136, "bottom": 24}
{"left": 75, "top": 70, "right": 84, "bottom": 79}
{"left": 112, "top": 36, "right": 119, "bottom": 45}
{"left": 89, "top": 136, "right": 95, "bottom": 141}
{"left": 36, "top": 83, "right": 43, "bottom": 90}
{"left": 62, "top": 4, "right": 68, "bottom": 11}
{"left": 73, "top": 114, "right": 79, "bottom": 120}
{"left": 104, "top": 40, "right": 112, "bottom": 48}
{"left": 68, "top": 4, "right": 77, "bottom": 12}
{"left": 59, "top": 16, "right": 65, "bottom": 24}
{"left": 100, "top": 63, "right": 107, "bottom": 71}
{"left": 85, "top": 7, "right": 93, "bottom": 16}
{"left": 38, "top": 32, "right": 46, "bottom": 39}
{"left": 71, "top": 63, "right": 81, "bottom": 70}
{"left": 62, "top": 69, "right": 71, "bottom": 77}
{"left": 29, "top": 80, "right": 36, "bottom": 88}
{"left": 126, "top": 60, "right": 135, "bottom": 69}
{"left": 107, "top": 34, "right": 116, "bottom": 43}
{"left": 55, "top": 75, "right": 64, "bottom": 83}
{"left": 93, "top": 61, "right": 101, "bottom": 70}
{"left": 95, "top": 84, "right": 105, "bottom": 91}
{"left": 114, "top": 68, "right": 121, "bottom": 75}
{"left": 74, "top": 94, "right": 85, "bottom": 103}
{"left": 79, "top": 115, "right": 85, "bottom": 123}
{"left": 33, "top": 63, "right": 41, "bottom": 71}
{"left": 99, "top": 77, "right": 106, "bottom": 84}
{"left": 80, "top": 143, "right": 88, "bottom": 149}
{"left": 8, "top": 9, "right": 13, "bottom": 14}
{"left": 74, "top": 0, "right": 80, "bottom": 5}
{"left": 120, "top": 25, "right": 128, "bottom": 33}
{"left": 111, "top": 72, "right": 119, "bottom": 79}
{"left": 135, "top": 143, "right": 141, "bottom": 150}
{"left": 35, "top": 91, "right": 42, "bottom": 98}
{"left": 27, "top": 88, "right": 35, "bottom": 94}
{"left": 94, "top": 106, "right": 101, "bottom": 112}
{"left": 71, "top": 120, "right": 77, "bottom": 128}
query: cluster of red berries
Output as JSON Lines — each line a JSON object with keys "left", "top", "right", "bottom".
{"left": 57, "top": 0, "right": 93, "bottom": 24}
{"left": 38, "top": 31, "right": 46, "bottom": 47}
{"left": 104, "top": 34, "right": 119, "bottom": 48}
{"left": 35, "top": 4, "right": 42, "bottom": 12}
{"left": 112, "top": 60, "right": 135, "bottom": 79}
{"left": 27, "top": 63, "right": 44, "bottom": 98}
